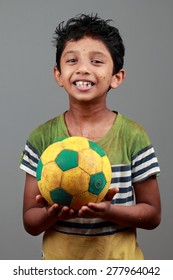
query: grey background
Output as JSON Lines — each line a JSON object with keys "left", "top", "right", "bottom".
{"left": 0, "top": 0, "right": 172, "bottom": 260}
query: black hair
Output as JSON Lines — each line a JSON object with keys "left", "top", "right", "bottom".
{"left": 52, "top": 13, "right": 125, "bottom": 74}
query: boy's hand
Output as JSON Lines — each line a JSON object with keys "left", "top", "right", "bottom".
{"left": 36, "top": 194, "right": 77, "bottom": 220}
{"left": 78, "top": 187, "right": 119, "bottom": 219}
{"left": 35, "top": 187, "right": 118, "bottom": 220}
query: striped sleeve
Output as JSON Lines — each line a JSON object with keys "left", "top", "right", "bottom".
{"left": 111, "top": 165, "right": 134, "bottom": 206}
{"left": 131, "top": 144, "right": 160, "bottom": 184}
{"left": 20, "top": 140, "right": 40, "bottom": 177}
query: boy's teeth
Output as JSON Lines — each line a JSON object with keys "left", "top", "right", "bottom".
{"left": 75, "top": 81, "right": 93, "bottom": 87}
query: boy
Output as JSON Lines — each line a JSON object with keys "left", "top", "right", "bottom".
{"left": 20, "top": 14, "right": 161, "bottom": 259}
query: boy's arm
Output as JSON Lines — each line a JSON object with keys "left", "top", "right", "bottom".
{"left": 23, "top": 173, "right": 76, "bottom": 236}
{"left": 78, "top": 176, "right": 161, "bottom": 230}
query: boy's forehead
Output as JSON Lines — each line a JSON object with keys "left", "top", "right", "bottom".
{"left": 62, "top": 36, "right": 111, "bottom": 55}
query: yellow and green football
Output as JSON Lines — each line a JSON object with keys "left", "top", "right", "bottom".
{"left": 36, "top": 136, "right": 112, "bottom": 210}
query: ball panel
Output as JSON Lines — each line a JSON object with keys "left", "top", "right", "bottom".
{"left": 39, "top": 161, "right": 63, "bottom": 190}
{"left": 62, "top": 136, "right": 89, "bottom": 151}
{"left": 41, "top": 142, "right": 64, "bottom": 164}
{"left": 36, "top": 159, "right": 43, "bottom": 181}
{"left": 89, "top": 140, "right": 106, "bottom": 157}
{"left": 89, "top": 172, "right": 107, "bottom": 195}
{"left": 37, "top": 161, "right": 63, "bottom": 204}
{"left": 61, "top": 167, "right": 90, "bottom": 195}
{"left": 37, "top": 180, "right": 54, "bottom": 205}
{"left": 55, "top": 149, "right": 78, "bottom": 171}
{"left": 71, "top": 191, "right": 97, "bottom": 210}
{"left": 95, "top": 184, "right": 109, "bottom": 203}
{"left": 50, "top": 188, "right": 73, "bottom": 206}
{"left": 78, "top": 149, "right": 102, "bottom": 174}
{"left": 101, "top": 155, "right": 112, "bottom": 183}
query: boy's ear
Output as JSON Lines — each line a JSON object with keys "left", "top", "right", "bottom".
{"left": 110, "top": 69, "right": 126, "bottom": 89}
{"left": 54, "top": 67, "right": 63, "bottom": 87}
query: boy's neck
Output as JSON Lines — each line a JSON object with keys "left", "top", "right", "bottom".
{"left": 67, "top": 106, "right": 108, "bottom": 121}
{"left": 64, "top": 104, "right": 116, "bottom": 142}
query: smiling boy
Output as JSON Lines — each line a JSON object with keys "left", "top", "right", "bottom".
{"left": 54, "top": 36, "right": 124, "bottom": 142}
{"left": 20, "top": 14, "right": 161, "bottom": 259}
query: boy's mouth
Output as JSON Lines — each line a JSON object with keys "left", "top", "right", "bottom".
{"left": 73, "top": 81, "right": 94, "bottom": 87}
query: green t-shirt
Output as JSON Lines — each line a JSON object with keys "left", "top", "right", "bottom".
{"left": 20, "top": 112, "right": 160, "bottom": 259}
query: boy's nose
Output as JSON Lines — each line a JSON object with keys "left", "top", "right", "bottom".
{"left": 75, "top": 62, "right": 91, "bottom": 75}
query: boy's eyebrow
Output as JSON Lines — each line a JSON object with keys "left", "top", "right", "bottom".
{"left": 90, "top": 51, "right": 108, "bottom": 58}
{"left": 62, "top": 50, "right": 108, "bottom": 58}
{"left": 62, "top": 50, "right": 76, "bottom": 57}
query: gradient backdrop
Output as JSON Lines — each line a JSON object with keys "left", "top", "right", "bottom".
{"left": 0, "top": 0, "right": 172, "bottom": 259}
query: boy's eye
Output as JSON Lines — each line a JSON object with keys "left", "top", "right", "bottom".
{"left": 66, "top": 58, "right": 77, "bottom": 63}
{"left": 91, "top": 59, "right": 103, "bottom": 64}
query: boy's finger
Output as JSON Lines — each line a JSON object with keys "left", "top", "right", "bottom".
{"left": 105, "top": 187, "right": 119, "bottom": 201}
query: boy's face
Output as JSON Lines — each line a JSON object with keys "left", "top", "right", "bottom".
{"left": 54, "top": 36, "right": 124, "bottom": 103}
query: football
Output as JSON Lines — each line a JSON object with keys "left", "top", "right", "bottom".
{"left": 36, "top": 136, "right": 112, "bottom": 210}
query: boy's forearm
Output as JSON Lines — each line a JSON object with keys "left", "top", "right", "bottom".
{"left": 23, "top": 207, "right": 57, "bottom": 236}
{"left": 104, "top": 203, "right": 161, "bottom": 230}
